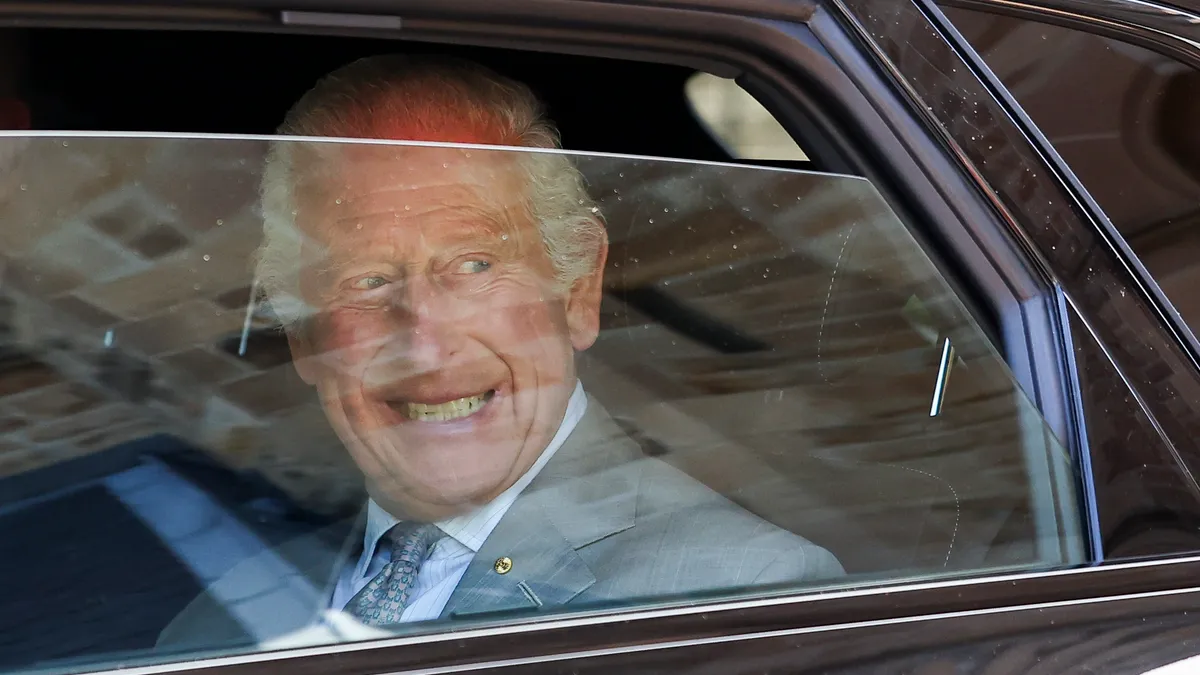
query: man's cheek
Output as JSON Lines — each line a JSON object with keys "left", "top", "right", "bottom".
{"left": 491, "top": 306, "right": 555, "bottom": 356}
{"left": 495, "top": 328, "right": 576, "bottom": 392}
{"left": 313, "top": 313, "right": 394, "bottom": 373}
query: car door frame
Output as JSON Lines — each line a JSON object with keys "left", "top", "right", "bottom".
{"left": 867, "top": 0, "right": 1200, "bottom": 558}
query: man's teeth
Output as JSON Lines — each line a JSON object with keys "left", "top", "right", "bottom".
{"left": 403, "top": 393, "right": 491, "bottom": 422}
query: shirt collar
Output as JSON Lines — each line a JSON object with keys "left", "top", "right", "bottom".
{"left": 357, "top": 381, "right": 588, "bottom": 573}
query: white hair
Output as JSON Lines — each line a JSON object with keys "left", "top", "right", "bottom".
{"left": 256, "top": 54, "right": 607, "bottom": 332}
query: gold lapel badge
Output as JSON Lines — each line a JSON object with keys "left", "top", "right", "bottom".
{"left": 494, "top": 557, "right": 513, "bottom": 574}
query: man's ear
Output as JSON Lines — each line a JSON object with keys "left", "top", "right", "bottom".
{"left": 565, "top": 233, "right": 609, "bottom": 352}
{"left": 286, "top": 328, "right": 319, "bottom": 385}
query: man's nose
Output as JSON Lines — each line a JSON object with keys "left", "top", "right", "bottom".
{"left": 387, "top": 275, "right": 462, "bottom": 371}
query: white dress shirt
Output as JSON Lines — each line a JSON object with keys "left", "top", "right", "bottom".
{"left": 329, "top": 381, "right": 588, "bottom": 622}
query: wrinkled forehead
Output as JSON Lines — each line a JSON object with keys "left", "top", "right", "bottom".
{"left": 284, "top": 142, "right": 538, "bottom": 255}
{"left": 288, "top": 142, "right": 526, "bottom": 210}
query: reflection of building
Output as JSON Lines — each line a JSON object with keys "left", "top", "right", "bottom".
{"left": 0, "top": 138, "right": 363, "bottom": 516}
{"left": 0, "top": 137, "right": 363, "bottom": 668}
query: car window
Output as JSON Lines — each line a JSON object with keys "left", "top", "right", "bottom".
{"left": 0, "top": 131, "right": 1084, "bottom": 672}
{"left": 940, "top": 7, "right": 1200, "bottom": 338}
{"left": 11, "top": 27, "right": 744, "bottom": 166}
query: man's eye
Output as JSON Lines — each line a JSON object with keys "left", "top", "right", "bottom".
{"left": 350, "top": 276, "right": 390, "bottom": 290}
{"left": 457, "top": 260, "right": 491, "bottom": 274}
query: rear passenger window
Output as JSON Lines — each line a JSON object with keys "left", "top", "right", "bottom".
{"left": 0, "top": 34, "right": 1082, "bottom": 674}
{"left": 942, "top": 7, "right": 1200, "bottom": 337}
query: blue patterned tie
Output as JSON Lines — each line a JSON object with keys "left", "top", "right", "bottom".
{"left": 348, "top": 523, "right": 443, "bottom": 625}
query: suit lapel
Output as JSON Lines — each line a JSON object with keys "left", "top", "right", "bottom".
{"left": 441, "top": 496, "right": 596, "bottom": 617}
{"left": 443, "top": 396, "right": 643, "bottom": 619}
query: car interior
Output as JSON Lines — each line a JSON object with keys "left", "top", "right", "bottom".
{"left": 0, "top": 22, "right": 1080, "bottom": 670}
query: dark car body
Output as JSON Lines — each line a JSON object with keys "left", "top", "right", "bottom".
{"left": 5, "top": 0, "right": 1200, "bottom": 673}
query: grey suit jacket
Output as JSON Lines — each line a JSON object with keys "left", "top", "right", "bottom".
{"left": 157, "top": 397, "right": 844, "bottom": 651}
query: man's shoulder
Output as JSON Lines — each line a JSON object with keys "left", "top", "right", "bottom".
{"left": 155, "top": 519, "right": 359, "bottom": 652}
{"left": 561, "top": 398, "right": 844, "bottom": 584}
{"left": 631, "top": 455, "right": 814, "bottom": 542}
{"left": 592, "top": 455, "right": 845, "bottom": 586}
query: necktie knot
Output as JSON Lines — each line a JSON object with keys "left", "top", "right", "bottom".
{"left": 348, "top": 522, "right": 444, "bottom": 626}
{"left": 388, "top": 522, "right": 443, "bottom": 564}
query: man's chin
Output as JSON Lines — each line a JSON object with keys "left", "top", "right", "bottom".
{"left": 369, "top": 473, "right": 514, "bottom": 521}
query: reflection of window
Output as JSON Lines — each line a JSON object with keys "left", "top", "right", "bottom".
{"left": 942, "top": 7, "right": 1200, "bottom": 336}
{"left": 684, "top": 72, "right": 809, "bottom": 161}
{"left": 0, "top": 135, "right": 1082, "bottom": 672}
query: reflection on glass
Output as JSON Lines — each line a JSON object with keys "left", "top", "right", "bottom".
{"left": 0, "top": 133, "right": 1082, "bottom": 673}
{"left": 943, "top": 7, "right": 1200, "bottom": 336}
{"left": 685, "top": 72, "right": 809, "bottom": 161}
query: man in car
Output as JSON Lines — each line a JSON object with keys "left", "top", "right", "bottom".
{"left": 159, "top": 54, "right": 842, "bottom": 648}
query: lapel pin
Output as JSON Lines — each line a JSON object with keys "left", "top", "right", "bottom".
{"left": 494, "top": 557, "right": 513, "bottom": 574}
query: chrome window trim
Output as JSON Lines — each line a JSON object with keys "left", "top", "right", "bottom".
{"left": 97, "top": 588, "right": 1200, "bottom": 675}
{"left": 1055, "top": 287, "right": 1104, "bottom": 562}
{"left": 316, "top": 585, "right": 1200, "bottom": 675}
{"left": 60, "top": 553, "right": 1200, "bottom": 675}
{"left": 0, "top": 129, "right": 868, "bottom": 173}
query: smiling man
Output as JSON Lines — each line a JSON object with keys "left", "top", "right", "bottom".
{"left": 277, "top": 142, "right": 595, "bottom": 533}
{"left": 158, "top": 55, "right": 842, "bottom": 647}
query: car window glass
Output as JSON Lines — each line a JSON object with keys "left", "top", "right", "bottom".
{"left": 685, "top": 73, "right": 810, "bottom": 161}
{"left": 0, "top": 134, "right": 1082, "bottom": 673}
{"left": 941, "top": 7, "right": 1200, "bottom": 338}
